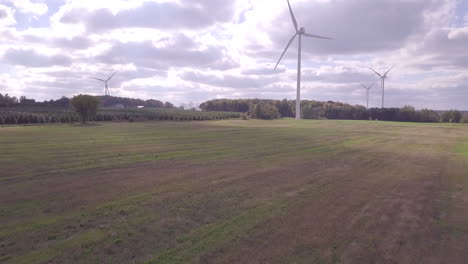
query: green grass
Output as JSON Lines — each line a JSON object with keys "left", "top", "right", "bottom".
{"left": 1, "top": 119, "right": 467, "bottom": 263}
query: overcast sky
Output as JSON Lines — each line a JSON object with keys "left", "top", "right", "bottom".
{"left": 0, "top": 0, "right": 467, "bottom": 109}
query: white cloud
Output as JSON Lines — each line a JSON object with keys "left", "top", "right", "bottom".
{"left": 4, "top": 0, "right": 48, "bottom": 16}
{"left": 0, "top": 3, "right": 15, "bottom": 26}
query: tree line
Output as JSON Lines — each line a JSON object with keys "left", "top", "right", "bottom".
{"left": 0, "top": 93, "right": 176, "bottom": 109}
{"left": 200, "top": 99, "right": 464, "bottom": 123}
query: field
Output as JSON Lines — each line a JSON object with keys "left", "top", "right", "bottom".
{"left": 1, "top": 119, "right": 467, "bottom": 263}
{"left": 0, "top": 107, "right": 240, "bottom": 124}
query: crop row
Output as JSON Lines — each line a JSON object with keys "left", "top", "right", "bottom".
{"left": 0, "top": 108, "right": 241, "bottom": 125}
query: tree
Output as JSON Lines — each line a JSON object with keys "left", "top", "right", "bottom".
{"left": 164, "top": 102, "right": 175, "bottom": 109}
{"left": 418, "top": 109, "right": 440, "bottom": 123}
{"left": 70, "top": 95, "right": 100, "bottom": 123}
{"left": 302, "top": 104, "right": 323, "bottom": 119}
{"left": 249, "top": 103, "right": 280, "bottom": 120}
{"left": 278, "top": 99, "right": 294, "bottom": 117}
{"left": 441, "top": 110, "right": 463, "bottom": 123}
{"left": 399, "top": 105, "right": 417, "bottom": 122}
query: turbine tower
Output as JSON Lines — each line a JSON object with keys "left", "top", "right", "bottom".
{"left": 360, "top": 82, "right": 375, "bottom": 109}
{"left": 370, "top": 67, "right": 392, "bottom": 108}
{"left": 274, "top": 0, "right": 332, "bottom": 120}
{"left": 91, "top": 72, "right": 117, "bottom": 96}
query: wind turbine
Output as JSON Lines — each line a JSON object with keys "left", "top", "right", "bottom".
{"left": 370, "top": 67, "right": 393, "bottom": 108}
{"left": 360, "top": 82, "right": 375, "bottom": 109}
{"left": 91, "top": 72, "right": 117, "bottom": 96}
{"left": 274, "top": 0, "right": 332, "bottom": 120}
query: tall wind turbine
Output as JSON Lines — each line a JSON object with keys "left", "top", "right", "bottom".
{"left": 360, "top": 82, "right": 375, "bottom": 109}
{"left": 91, "top": 72, "right": 117, "bottom": 96}
{"left": 370, "top": 67, "right": 392, "bottom": 108}
{"left": 274, "top": 0, "right": 332, "bottom": 120}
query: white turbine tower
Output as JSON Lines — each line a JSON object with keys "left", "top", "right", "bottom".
{"left": 91, "top": 72, "right": 117, "bottom": 96}
{"left": 360, "top": 82, "right": 375, "bottom": 109}
{"left": 274, "top": 0, "right": 332, "bottom": 120}
{"left": 370, "top": 67, "right": 393, "bottom": 108}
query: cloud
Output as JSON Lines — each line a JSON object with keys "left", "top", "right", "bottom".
{"left": 241, "top": 63, "right": 286, "bottom": 75}
{"left": 252, "top": 2, "right": 405, "bottom": 54}
{"left": 53, "top": 36, "right": 92, "bottom": 50}
{"left": 2, "top": 48, "right": 72, "bottom": 67}
{"left": 182, "top": 70, "right": 279, "bottom": 89}
{"left": 4, "top": 0, "right": 48, "bottom": 16}
{"left": 405, "top": 26, "right": 468, "bottom": 70}
{"left": 301, "top": 66, "right": 376, "bottom": 84}
{"left": 0, "top": 4, "right": 15, "bottom": 26}
{"left": 20, "top": 34, "right": 92, "bottom": 50}
{"left": 97, "top": 37, "right": 238, "bottom": 70}
{"left": 60, "top": 0, "right": 237, "bottom": 32}
{"left": 0, "top": 8, "right": 7, "bottom": 19}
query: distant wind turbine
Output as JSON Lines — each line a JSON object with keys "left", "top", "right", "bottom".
{"left": 370, "top": 67, "right": 393, "bottom": 108}
{"left": 360, "top": 82, "right": 375, "bottom": 109}
{"left": 91, "top": 72, "right": 117, "bottom": 96}
{"left": 274, "top": 0, "right": 332, "bottom": 120}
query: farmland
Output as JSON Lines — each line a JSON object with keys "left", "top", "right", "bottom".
{"left": 0, "top": 107, "right": 241, "bottom": 124}
{"left": 1, "top": 119, "right": 467, "bottom": 263}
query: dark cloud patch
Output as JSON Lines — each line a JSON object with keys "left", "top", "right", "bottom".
{"left": 0, "top": 9, "right": 7, "bottom": 19}
{"left": 22, "top": 35, "right": 93, "bottom": 50}
{"left": 97, "top": 39, "right": 238, "bottom": 70}
{"left": 0, "top": 30, "right": 15, "bottom": 41}
{"left": 54, "top": 36, "right": 92, "bottom": 50}
{"left": 2, "top": 49, "right": 72, "bottom": 67}
{"left": 60, "top": 8, "right": 85, "bottom": 23}
{"left": 302, "top": 67, "right": 375, "bottom": 84}
{"left": 242, "top": 64, "right": 285, "bottom": 75}
{"left": 181, "top": 70, "right": 279, "bottom": 89}
{"left": 61, "top": 1, "right": 236, "bottom": 32}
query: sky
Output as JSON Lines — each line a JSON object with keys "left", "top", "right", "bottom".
{"left": 0, "top": 0, "right": 467, "bottom": 109}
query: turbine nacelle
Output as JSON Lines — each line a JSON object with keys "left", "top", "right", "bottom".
{"left": 298, "top": 27, "right": 305, "bottom": 34}
{"left": 91, "top": 71, "right": 117, "bottom": 96}
{"left": 369, "top": 66, "right": 393, "bottom": 108}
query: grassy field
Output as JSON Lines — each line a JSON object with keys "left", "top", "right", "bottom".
{"left": 1, "top": 119, "right": 467, "bottom": 263}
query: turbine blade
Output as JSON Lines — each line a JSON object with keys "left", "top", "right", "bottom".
{"left": 287, "top": 0, "right": 298, "bottom": 31}
{"left": 383, "top": 66, "right": 393, "bottom": 77}
{"left": 360, "top": 82, "right": 367, "bottom": 89}
{"left": 107, "top": 72, "right": 117, "bottom": 81}
{"left": 91, "top": 77, "right": 106, "bottom": 82}
{"left": 274, "top": 33, "right": 297, "bottom": 70}
{"left": 369, "top": 67, "right": 383, "bottom": 78}
{"left": 302, "top": 32, "right": 332, "bottom": 40}
{"left": 369, "top": 83, "right": 375, "bottom": 89}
